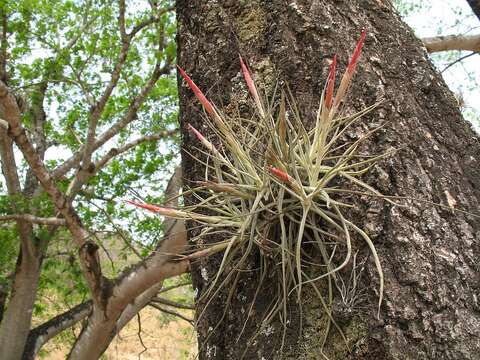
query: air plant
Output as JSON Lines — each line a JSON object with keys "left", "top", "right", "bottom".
{"left": 129, "top": 29, "right": 387, "bottom": 355}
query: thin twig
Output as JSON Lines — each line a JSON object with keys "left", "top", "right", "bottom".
{"left": 148, "top": 303, "right": 193, "bottom": 325}
{"left": 441, "top": 51, "right": 479, "bottom": 73}
{"left": 137, "top": 313, "right": 148, "bottom": 359}
{"left": 151, "top": 297, "right": 195, "bottom": 310}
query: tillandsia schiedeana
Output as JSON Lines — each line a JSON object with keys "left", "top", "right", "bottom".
{"left": 128, "top": 29, "right": 389, "bottom": 354}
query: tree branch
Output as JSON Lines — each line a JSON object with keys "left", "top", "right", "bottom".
{"left": 67, "top": 228, "right": 188, "bottom": 359}
{"left": 157, "top": 281, "right": 192, "bottom": 294}
{"left": 52, "top": 62, "right": 172, "bottom": 183}
{"left": 23, "top": 14, "right": 97, "bottom": 198}
{"left": 0, "top": 123, "right": 21, "bottom": 194}
{"left": 93, "top": 63, "right": 172, "bottom": 160}
{"left": 115, "top": 282, "right": 163, "bottom": 331}
{"left": 150, "top": 297, "right": 195, "bottom": 310}
{"left": 0, "top": 214, "right": 66, "bottom": 226}
{"left": 129, "top": 6, "right": 175, "bottom": 38}
{"left": 118, "top": 0, "right": 127, "bottom": 40}
{"left": 23, "top": 81, "right": 48, "bottom": 197}
{"left": 78, "top": 0, "right": 169, "bottom": 179}
{"left": 80, "top": 0, "right": 130, "bottom": 173}
{"left": 94, "top": 129, "right": 177, "bottom": 172}
{"left": 22, "top": 301, "right": 93, "bottom": 360}
{"left": 67, "top": 167, "right": 189, "bottom": 360}
{"left": 0, "top": 79, "right": 105, "bottom": 304}
{"left": 109, "top": 167, "right": 187, "bottom": 311}
{"left": 0, "top": 16, "right": 43, "bottom": 357}
{"left": 0, "top": 7, "right": 7, "bottom": 82}
{"left": 148, "top": 303, "right": 193, "bottom": 324}
{"left": 0, "top": 94, "right": 34, "bottom": 258}
{"left": 23, "top": 283, "right": 164, "bottom": 359}
{"left": 441, "top": 51, "right": 479, "bottom": 72}
{"left": 422, "top": 34, "right": 480, "bottom": 53}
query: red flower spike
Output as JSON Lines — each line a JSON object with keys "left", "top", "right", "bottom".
{"left": 332, "top": 29, "right": 367, "bottom": 109}
{"left": 268, "top": 166, "right": 292, "bottom": 183}
{"left": 127, "top": 200, "right": 188, "bottom": 218}
{"left": 177, "top": 65, "right": 216, "bottom": 117}
{"left": 126, "top": 199, "right": 163, "bottom": 213}
{"left": 239, "top": 55, "right": 265, "bottom": 117}
{"left": 325, "top": 55, "right": 337, "bottom": 109}
{"left": 346, "top": 29, "right": 366, "bottom": 75}
{"left": 188, "top": 123, "right": 207, "bottom": 143}
{"left": 187, "top": 123, "right": 216, "bottom": 153}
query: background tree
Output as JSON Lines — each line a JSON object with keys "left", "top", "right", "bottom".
{"left": 0, "top": 1, "right": 192, "bottom": 359}
{"left": 177, "top": 1, "right": 480, "bottom": 359}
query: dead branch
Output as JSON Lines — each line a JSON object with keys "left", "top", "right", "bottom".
{"left": 148, "top": 303, "right": 193, "bottom": 325}
{"left": 422, "top": 34, "right": 480, "bottom": 53}
{"left": 157, "top": 281, "right": 192, "bottom": 294}
{"left": 136, "top": 313, "right": 148, "bottom": 358}
{"left": 150, "top": 297, "right": 195, "bottom": 310}
{"left": 441, "top": 51, "right": 478, "bottom": 72}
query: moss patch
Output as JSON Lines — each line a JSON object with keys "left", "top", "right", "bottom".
{"left": 235, "top": 2, "right": 267, "bottom": 46}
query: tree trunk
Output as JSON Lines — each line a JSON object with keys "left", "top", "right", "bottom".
{"left": 0, "top": 249, "right": 42, "bottom": 360}
{"left": 177, "top": 1, "right": 480, "bottom": 359}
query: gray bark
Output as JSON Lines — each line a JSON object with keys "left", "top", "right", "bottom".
{"left": 177, "top": 0, "right": 480, "bottom": 359}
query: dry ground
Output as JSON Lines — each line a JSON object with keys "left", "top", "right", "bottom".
{"left": 38, "top": 306, "right": 197, "bottom": 359}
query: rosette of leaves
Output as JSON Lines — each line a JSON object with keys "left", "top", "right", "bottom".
{"left": 129, "top": 30, "right": 387, "bottom": 352}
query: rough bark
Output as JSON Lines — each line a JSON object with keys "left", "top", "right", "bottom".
{"left": 177, "top": 0, "right": 480, "bottom": 359}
